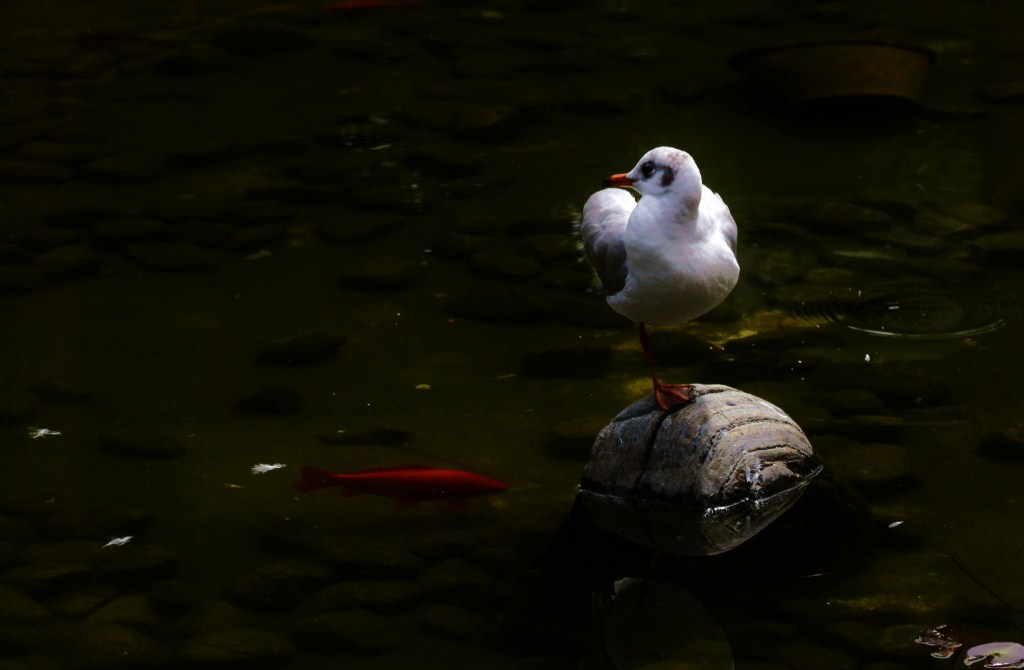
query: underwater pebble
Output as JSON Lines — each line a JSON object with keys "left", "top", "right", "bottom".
{"left": 520, "top": 344, "right": 612, "bottom": 379}
{"left": 400, "top": 101, "right": 523, "bottom": 139}
{"left": 91, "top": 218, "right": 171, "bottom": 246}
{"left": 227, "top": 223, "right": 284, "bottom": 251}
{"left": 469, "top": 546, "right": 523, "bottom": 576}
{"left": 417, "top": 558, "right": 494, "bottom": 607}
{"left": 179, "top": 627, "right": 294, "bottom": 666}
{"left": 45, "top": 582, "right": 118, "bottom": 618}
{"left": 468, "top": 251, "right": 544, "bottom": 282}
{"left": 546, "top": 415, "right": 606, "bottom": 461}
{"left": 821, "top": 619, "right": 884, "bottom": 659}
{"left": 828, "top": 414, "right": 908, "bottom": 443}
{"left": 123, "top": 242, "right": 223, "bottom": 273}
{"left": 322, "top": 542, "right": 426, "bottom": 580}
{"left": 66, "top": 622, "right": 159, "bottom": 669}
{"left": 227, "top": 561, "right": 334, "bottom": 612}
{"left": 317, "top": 427, "right": 411, "bottom": 446}
{"left": 346, "top": 184, "right": 421, "bottom": 214}
{"left": 769, "top": 282, "right": 862, "bottom": 310}
{"left": 724, "top": 326, "right": 841, "bottom": 353}
{"left": 419, "top": 603, "right": 485, "bottom": 640}
{"left": 826, "top": 246, "right": 909, "bottom": 274}
{"left": 176, "top": 599, "right": 252, "bottom": 636}
{"left": 798, "top": 202, "right": 893, "bottom": 232}
{"left": 723, "top": 621, "right": 795, "bottom": 661}
{"left": 409, "top": 533, "right": 483, "bottom": 564}
{"left": 244, "top": 185, "right": 347, "bottom": 205}
{"left": 16, "top": 227, "right": 79, "bottom": 251}
{"left": 773, "top": 642, "right": 859, "bottom": 670}
{"left": 34, "top": 245, "right": 102, "bottom": 281}
{"left": 977, "top": 423, "right": 1024, "bottom": 463}
{"left": 148, "top": 579, "right": 201, "bottom": 615}
{"left": 442, "top": 287, "right": 552, "bottom": 323}
{"left": 817, "top": 388, "right": 887, "bottom": 417}
{"left": 0, "top": 584, "right": 50, "bottom": 622}
{"left": 0, "top": 159, "right": 74, "bottom": 183}
{"left": 16, "top": 139, "right": 110, "bottom": 165}
{"left": 815, "top": 438, "right": 916, "bottom": 495}
{"left": 549, "top": 293, "right": 632, "bottom": 329}
{"left": 746, "top": 245, "right": 817, "bottom": 286}
{"left": 95, "top": 544, "right": 177, "bottom": 583}
{"left": 152, "top": 42, "right": 230, "bottom": 75}
{"left": 317, "top": 217, "right": 404, "bottom": 244}
{"left": 0, "top": 516, "right": 35, "bottom": 543}
{"left": 402, "top": 144, "right": 484, "bottom": 177}
{"left": 0, "top": 243, "right": 34, "bottom": 265}
{"left": 0, "top": 390, "right": 39, "bottom": 423}
{"left": 96, "top": 430, "right": 186, "bottom": 460}
{"left": 233, "top": 386, "right": 305, "bottom": 415}
{"left": 85, "top": 594, "right": 160, "bottom": 631}
{"left": 254, "top": 332, "right": 346, "bottom": 367}
{"left": 210, "top": 23, "right": 313, "bottom": 57}
{"left": 1, "top": 562, "right": 92, "bottom": 594}
{"left": 339, "top": 256, "right": 422, "bottom": 291}
{"left": 295, "top": 609, "right": 407, "bottom": 653}
{"left": 80, "top": 154, "right": 164, "bottom": 183}
{"left": 24, "top": 379, "right": 91, "bottom": 403}
{"left": 301, "top": 579, "right": 423, "bottom": 615}
{"left": 802, "top": 266, "right": 863, "bottom": 285}
{"left": 970, "top": 230, "right": 1024, "bottom": 265}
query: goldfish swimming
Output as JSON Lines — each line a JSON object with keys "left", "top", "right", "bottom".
{"left": 296, "top": 464, "right": 507, "bottom": 509}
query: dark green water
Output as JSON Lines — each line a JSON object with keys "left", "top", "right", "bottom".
{"left": 2, "top": 1, "right": 1023, "bottom": 668}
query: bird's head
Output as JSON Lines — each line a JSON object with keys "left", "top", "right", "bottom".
{"left": 603, "top": 146, "right": 702, "bottom": 206}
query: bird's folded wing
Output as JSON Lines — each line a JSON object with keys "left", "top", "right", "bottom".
{"left": 580, "top": 188, "right": 635, "bottom": 296}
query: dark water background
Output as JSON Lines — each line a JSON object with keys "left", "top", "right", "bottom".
{"left": 2, "top": 1, "right": 1024, "bottom": 668}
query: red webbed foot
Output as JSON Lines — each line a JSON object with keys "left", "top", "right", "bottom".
{"left": 653, "top": 382, "right": 694, "bottom": 411}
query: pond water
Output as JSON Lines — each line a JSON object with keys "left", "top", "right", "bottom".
{"left": 2, "top": 1, "right": 1023, "bottom": 668}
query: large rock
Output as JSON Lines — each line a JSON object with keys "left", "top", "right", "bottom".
{"left": 579, "top": 385, "right": 822, "bottom": 556}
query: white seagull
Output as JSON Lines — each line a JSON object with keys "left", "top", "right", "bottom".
{"left": 579, "top": 146, "right": 740, "bottom": 410}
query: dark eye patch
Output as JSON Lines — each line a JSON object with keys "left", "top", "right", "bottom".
{"left": 660, "top": 168, "right": 675, "bottom": 187}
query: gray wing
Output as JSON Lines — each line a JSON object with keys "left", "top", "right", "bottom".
{"left": 579, "top": 188, "right": 635, "bottom": 296}
{"left": 702, "top": 186, "right": 738, "bottom": 254}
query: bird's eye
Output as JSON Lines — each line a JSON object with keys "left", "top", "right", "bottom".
{"left": 640, "top": 161, "right": 655, "bottom": 178}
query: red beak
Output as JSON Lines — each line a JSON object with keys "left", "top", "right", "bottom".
{"left": 602, "top": 172, "right": 635, "bottom": 188}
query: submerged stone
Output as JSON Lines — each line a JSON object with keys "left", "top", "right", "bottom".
{"left": 124, "top": 242, "right": 223, "bottom": 273}
{"left": 226, "top": 561, "right": 334, "bottom": 612}
{"left": 468, "top": 251, "right": 544, "bottom": 282}
{"left": 339, "top": 257, "right": 422, "bottom": 290}
{"left": 96, "top": 430, "right": 186, "bottom": 460}
{"left": 0, "top": 390, "right": 38, "bottom": 423}
{"left": 254, "top": 332, "right": 346, "bottom": 366}
{"left": 815, "top": 440, "right": 917, "bottom": 495}
{"left": 91, "top": 218, "right": 171, "bottom": 246}
{"left": 419, "top": 603, "right": 484, "bottom": 640}
{"left": 520, "top": 345, "right": 612, "bottom": 379}
{"left": 233, "top": 386, "right": 305, "bottom": 415}
{"left": 81, "top": 154, "right": 164, "bottom": 183}
{"left": 180, "top": 627, "right": 294, "bottom": 666}
{"left": 977, "top": 423, "right": 1024, "bottom": 463}
{"left": 34, "top": 245, "right": 102, "bottom": 281}
{"left": 317, "top": 217, "right": 403, "bottom": 244}
{"left": 295, "top": 609, "right": 406, "bottom": 653}
{"left": 321, "top": 542, "right": 426, "bottom": 580}
{"left": 210, "top": 23, "right": 313, "bottom": 57}
{"left": 301, "top": 579, "right": 424, "bottom": 615}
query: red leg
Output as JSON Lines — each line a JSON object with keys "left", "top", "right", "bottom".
{"left": 638, "top": 322, "right": 693, "bottom": 411}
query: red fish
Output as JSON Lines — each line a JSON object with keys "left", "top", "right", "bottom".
{"left": 296, "top": 465, "right": 507, "bottom": 509}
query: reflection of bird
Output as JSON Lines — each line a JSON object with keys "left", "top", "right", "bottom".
{"left": 579, "top": 147, "right": 740, "bottom": 410}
